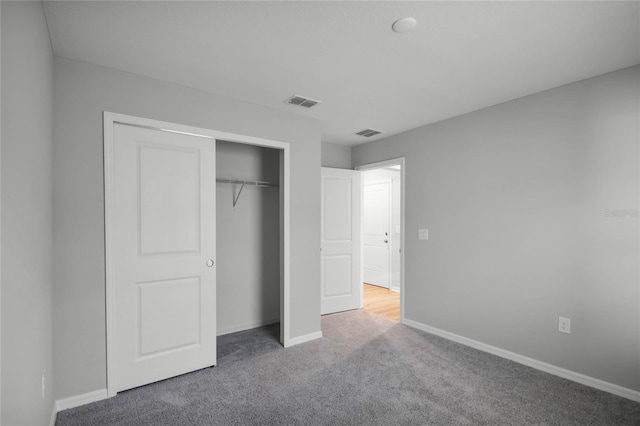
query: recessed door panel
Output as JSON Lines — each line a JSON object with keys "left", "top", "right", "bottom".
{"left": 139, "top": 145, "right": 200, "bottom": 255}
{"left": 322, "top": 255, "right": 352, "bottom": 298}
{"left": 323, "top": 177, "right": 352, "bottom": 241}
{"left": 138, "top": 277, "right": 201, "bottom": 357}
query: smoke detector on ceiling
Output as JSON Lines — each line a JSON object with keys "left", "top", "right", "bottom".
{"left": 285, "top": 94, "right": 322, "bottom": 108}
{"left": 356, "top": 129, "right": 383, "bottom": 138}
{"left": 392, "top": 17, "right": 417, "bottom": 33}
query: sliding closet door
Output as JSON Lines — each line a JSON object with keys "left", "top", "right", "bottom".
{"left": 112, "top": 124, "right": 216, "bottom": 392}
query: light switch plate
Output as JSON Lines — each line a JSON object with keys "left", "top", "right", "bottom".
{"left": 418, "top": 229, "right": 428, "bottom": 240}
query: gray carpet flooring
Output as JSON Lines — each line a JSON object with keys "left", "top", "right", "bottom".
{"left": 56, "top": 310, "right": 640, "bottom": 425}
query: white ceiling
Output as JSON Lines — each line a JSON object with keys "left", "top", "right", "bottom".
{"left": 43, "top": 1, "right": 640, "bottom": 146}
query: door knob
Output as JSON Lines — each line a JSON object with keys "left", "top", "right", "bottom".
{"left": 206, "top": 259, "right": 214, "bottom": 267}
{"left": 384, "top": 239, "right": 389, "bottom": 243}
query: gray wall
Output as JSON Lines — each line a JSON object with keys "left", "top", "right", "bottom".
{"left": 321, "top": 142, "right": 352, "bottom": 169}
{"left": 53, "top": 57, "right": 322, "bottom": 399}
{"left": 352, "top": 66, "right": 640, "bottom": 392}
{"left": 1, "top": 2, "right": 55, "bottom": 424}
{"left": 216, "top": 141, "right": 280, "bottom": 334}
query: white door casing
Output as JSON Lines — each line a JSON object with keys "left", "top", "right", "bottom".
{"left": 112, "top": 123, "right": 217, "bottom": 392}
{"left": 321, "top": 168, "right": 361, "bottom": 315}
{"left": 363, "top": 180, "right": 391, "bottom": 288}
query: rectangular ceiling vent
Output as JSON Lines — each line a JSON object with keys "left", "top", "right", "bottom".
{"left": 286, "top": 94, "right": 321, "bottom": 108}
{"left": 356, "top": 128, "right": 383, "bottom": 138}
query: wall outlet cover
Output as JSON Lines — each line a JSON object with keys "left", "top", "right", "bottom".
{"left": 558, "top": 316, "right": 571, "bottom": 334}
{"left": 418, "top": 229, "right": 428, "bottom": 240}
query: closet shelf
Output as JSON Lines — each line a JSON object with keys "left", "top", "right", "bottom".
{"left": 216, "top": 178, "right": 279, "bottom": 208}
{"left": 216, "top": 178, "right": 279, "bottom": 188}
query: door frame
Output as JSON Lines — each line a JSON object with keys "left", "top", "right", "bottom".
{"left": 355, "top": 158, "right": 405, "bottom": 323}
{"left": 103, "top": 112, "right": 292, "bottom": 397}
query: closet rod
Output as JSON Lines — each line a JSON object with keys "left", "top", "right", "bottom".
{"left": 216, "top": 178, "right": 279, "bottom": 208}
{"left": 216, "top": 178, "right": 279, "bottom": 188}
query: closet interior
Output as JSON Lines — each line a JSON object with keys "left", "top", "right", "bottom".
{"left": 215, "top": 140, "right": 281, "bottom": 341}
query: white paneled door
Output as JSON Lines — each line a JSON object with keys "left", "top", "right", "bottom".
{"left": 321, "top": 168, "right": 361, "bottom": 315}
{"left": 363, "top": 181, "right": 391, "bottom": 288}
{"left": 112, "top": 124, "right": 216, "bottom": 392}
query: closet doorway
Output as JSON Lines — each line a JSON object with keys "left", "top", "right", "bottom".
{"left": 216, "top": 141, "right": 282, "bottom": 337}
{"left": 104, "top": 112, "right": 292, "bottom": 397}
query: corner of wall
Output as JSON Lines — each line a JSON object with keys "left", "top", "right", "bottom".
{"left": 1, "top": 1, "right": 56, "bottom": 424}
{"left": 321, "top": 142, "right": 352, "bottom": 169}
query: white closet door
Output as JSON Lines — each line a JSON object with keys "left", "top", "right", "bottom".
{"left": 113, "top": 124, "right": 216, "bottom": 392}
{"left": 321, "top": 167, "right": 361, "bottom": 314}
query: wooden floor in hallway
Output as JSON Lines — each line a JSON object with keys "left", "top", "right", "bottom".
{"left": 363, "top": 283, "right": 400, "bottom": 322}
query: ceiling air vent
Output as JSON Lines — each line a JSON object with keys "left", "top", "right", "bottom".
{"left": 285, "top": 94, "right": 322, "bottom": 108}
{"left": 356, "top": 129, "right": 383, "bottom": 138}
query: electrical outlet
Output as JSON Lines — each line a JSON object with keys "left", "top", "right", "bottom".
{"left": 418, "top": 229, "right": 428, "bottom": 240}
{"left": 41, "top": 374, "right": 45, "bottom": 399}
{"left": 558, "top": 317, "right": 571, "bottom": 334}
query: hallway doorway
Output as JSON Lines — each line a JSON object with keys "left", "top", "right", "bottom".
{"left": 357, "top": 159, "right": 404, "bottom": 323}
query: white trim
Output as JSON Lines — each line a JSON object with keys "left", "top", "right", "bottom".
{"left": 285, "top": 331, "right": 323, "bottom": 348}
{"left": 404, "top": 318, "right": 640, "bottom": 403}
{"left": 54, "top": 389, "right": 110, "bottom": 413}
{"left": 355, "top": 158, "right": 406, "bottom": 324}
{"left": 217, "top": 317, "right": 280, "bottom": 336}
{"left": 106, "top": 112, "right": 290, "bottom": 150}
{"left": 49, "top": 404, "right": 57, "bottom": 426}
{"left": 103, "top": 112, "right": 292, "bottom": 397}
{"left": 281, "top": 148, "right": 291, "bottom": 347}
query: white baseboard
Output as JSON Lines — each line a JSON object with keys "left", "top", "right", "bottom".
{"left": 285, "top": 331, "right": 322, "bottom": 348}
{"left": 217, "top": 317, "right": 280, "bottom": 336}
{"left": 403, "top": 318, "right": 640, "bottom": 403}
{"left": 55, "top": 388, "right": 110, "bottom": 413}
